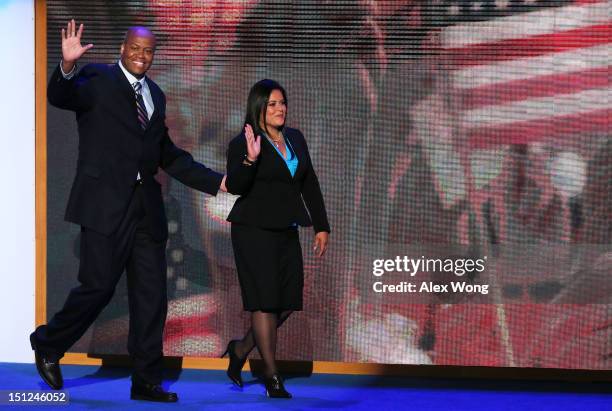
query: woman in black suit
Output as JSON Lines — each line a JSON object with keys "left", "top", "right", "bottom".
{"left": 223, "top": 79, "right": 330, "bottom": 398}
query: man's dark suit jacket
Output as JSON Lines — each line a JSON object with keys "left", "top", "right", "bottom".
{"left": 48, "top": 63, "right": 223, "bottom": 241}
{"left": 225, "top": 127, "right": 330, "bottom": 233}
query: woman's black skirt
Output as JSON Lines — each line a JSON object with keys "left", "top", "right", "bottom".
{"left": 230, "top": 223, "right": 304, "bottom": 311}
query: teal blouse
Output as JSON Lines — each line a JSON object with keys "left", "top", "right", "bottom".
{"left": 266, "top": 132, "right": 298, "bottom": 177}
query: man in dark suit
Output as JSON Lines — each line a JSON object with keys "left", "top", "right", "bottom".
{"left": 30, "top": 20, "right": 227, "bottom": 402}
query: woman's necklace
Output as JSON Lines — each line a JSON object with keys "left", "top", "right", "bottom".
{"left": 269, "top": 132, "right": 283, "bottom": 148}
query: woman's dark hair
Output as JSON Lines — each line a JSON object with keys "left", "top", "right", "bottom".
{"left": 244, "top": 79, "right": 288, "bottom": 137}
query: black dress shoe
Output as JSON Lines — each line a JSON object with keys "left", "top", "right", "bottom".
{"left": 221, "top": 340, "right": 247, "bottom": 388}
{"left": 30, "top": 333, "right": 63, "bottom": 390}
{"left": 263, "top": 374, "right": 292, "bottom": 399}
{"left": 130, "top": 383, "right": 178, "bottom": 402}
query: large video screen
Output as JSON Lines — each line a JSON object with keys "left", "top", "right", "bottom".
{"left": 46, "top": 0, "right": 610, "bottom": 369}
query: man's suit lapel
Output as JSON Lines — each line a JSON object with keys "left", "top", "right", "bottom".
{"left": 112, "top": 63, "right": 138, "bottom": 102}
{"left": 111, "top": 64, "right": 163, "bottom": 133}
{"left": 146, "top": 79, "right": 163, "bottom": 127}
{"left": 111, "top": 64, "right": 142, "bottom": 134}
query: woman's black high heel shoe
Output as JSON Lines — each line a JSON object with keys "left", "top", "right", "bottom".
{"left": 221, "top": 340, "right": 247, "bottom": 388}
{"left": 264, "top": 374, "right": 292, "bottom": 398}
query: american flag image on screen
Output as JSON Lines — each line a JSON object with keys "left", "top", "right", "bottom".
{"left": 435, "top": 0, "right": 610, "bottom": 149}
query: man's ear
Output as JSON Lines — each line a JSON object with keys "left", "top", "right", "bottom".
{"left": 120, "top": 44, "right": 124, "bottom": 55}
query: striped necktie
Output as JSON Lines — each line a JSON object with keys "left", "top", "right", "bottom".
{"left": 133, "top": 81, "right": 149, "bottom": 130}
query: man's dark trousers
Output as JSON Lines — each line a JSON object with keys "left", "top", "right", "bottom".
{"left": 33, "top": 183, "right": 167, "bottom": 385}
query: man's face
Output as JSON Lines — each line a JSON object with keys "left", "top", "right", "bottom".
{"left": 120, "top": 33, "right": 155, "bottom": 78}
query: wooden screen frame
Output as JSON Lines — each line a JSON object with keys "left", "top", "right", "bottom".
{"left": 34, "top": 0, "right": 611, "bottom": 382}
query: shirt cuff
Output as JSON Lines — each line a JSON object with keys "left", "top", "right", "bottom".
{"left": 59, "top": 60, "right": 76, "bottom": 79}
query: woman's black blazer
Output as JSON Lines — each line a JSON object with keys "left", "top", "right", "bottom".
{"left": 225, "top": 127, "right": 330, "bottom": 233}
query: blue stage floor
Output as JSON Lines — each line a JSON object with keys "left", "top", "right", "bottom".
{"left": 0, "top": 362, "right": 610, "bottom": 410}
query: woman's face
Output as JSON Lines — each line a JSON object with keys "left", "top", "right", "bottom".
{"left": 261, "top": 89, "right": 287, "bottom": 131}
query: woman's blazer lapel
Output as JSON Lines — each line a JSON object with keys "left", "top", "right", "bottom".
{"left": 262, "top": 133, "right": 296, "bottom": 180}
{"left": 283, "top": 130, "right": 306, "bottom": 179}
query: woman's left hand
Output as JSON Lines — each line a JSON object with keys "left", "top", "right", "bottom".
{"left": 313, "top": 231, "right": 329, "bottom": 257}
